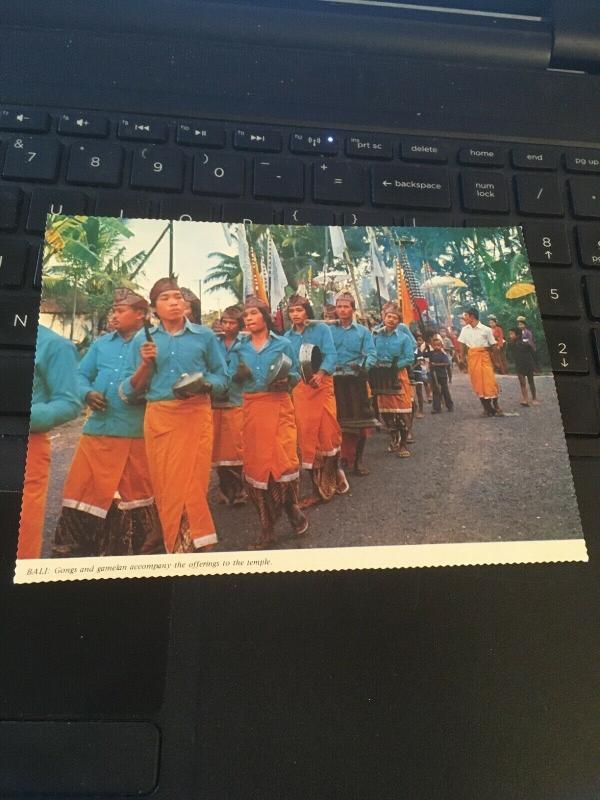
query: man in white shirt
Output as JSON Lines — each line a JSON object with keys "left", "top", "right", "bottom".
{"left": 458, "top": 308, "right": 504, "bottom": 417}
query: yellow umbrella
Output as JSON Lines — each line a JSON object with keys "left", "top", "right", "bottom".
{"left": 506, "top": 282, "right": 536, "bottom": 299}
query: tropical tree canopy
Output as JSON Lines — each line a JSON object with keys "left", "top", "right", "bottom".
{"left": 43, "top": 215, "right": 149, "bottom": 340}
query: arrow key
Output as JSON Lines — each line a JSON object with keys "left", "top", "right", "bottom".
{"left": 176, "top": 122, "right": 225, "bottom": 148}
{"left": 543, "top": 321, "right": 589, "bottom": 373}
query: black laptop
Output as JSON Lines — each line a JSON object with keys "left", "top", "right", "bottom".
{"left": 1, "top": 1, "right": 599, "bottom": 797}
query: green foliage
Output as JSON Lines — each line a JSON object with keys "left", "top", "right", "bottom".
{"left": 43, "top": 215, "right": 148, "bottom": 340}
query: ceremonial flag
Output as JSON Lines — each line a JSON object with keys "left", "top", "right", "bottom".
{"left": 268, "top": 232, "right": 289, "bottom": 313}
{"left": 250, "top": 248, "right": 268, "bottom": 303}
{"left": 328, "top": 226, "right": 347, "bottom": 260}
{"left": 366, "top": 227, "right": 390, "bottom": 300}
{"left": 399, "top": 270, "right": 416, "bottom": 325}
{"left": 236, "top": 224, "right": 252, "bottom": 297}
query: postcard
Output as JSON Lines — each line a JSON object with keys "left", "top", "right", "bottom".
{"left": 13, "top": 217, "right": 587, "bottom": 582}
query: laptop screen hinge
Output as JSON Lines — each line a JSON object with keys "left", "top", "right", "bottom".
{"left": 550, "top": 0, "right": 600, "bottom": 74}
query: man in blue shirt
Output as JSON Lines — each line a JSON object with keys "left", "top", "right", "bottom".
{"left": 284, "top": 294, "right": 348, "bottom": 507}
{"left": 18, "top": 325, "right": 81, "bottom": 559}
{"left": 211, "top": 305, "right": 246, "bottom": 506}
{"left": 121, "top": 277, "right": 227, "bottom": 553}
{"left": 233, "top": 295, "right": 307, "bottom": 549}
{"left": 52, "top": 289, "right": 163, "bottom": 558}
{"left": 373, "top": 301, "right": 416, "bottom": 458}
{"left": 330, "top": 291, "right": 377, "bottom": 476}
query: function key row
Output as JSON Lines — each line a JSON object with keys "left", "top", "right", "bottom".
{"left": 2, "top": 106, "right": 600, "bottom": 171}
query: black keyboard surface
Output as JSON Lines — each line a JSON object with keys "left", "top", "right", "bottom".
{"left": 1, "top": 104, "right": 599, "bottom": 480}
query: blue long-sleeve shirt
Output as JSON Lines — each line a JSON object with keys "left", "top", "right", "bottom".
{"left": 79, "top": 331, "right": 145, "bottom": 438}
{"left": 330, "top": 321, "right": 376, "bottom": 372}
{"left": 214, "top": 333, "right": 244, "bottom": 407}
{"left": 30, "top": 325, "right": 81, "bottom": 433}
{"left": 374, "top": 326, "right": 415, "bottom": 369}
{"left": 121, "top": 319, "right": 228, "bottom": 402}
{"left": 233, "top": 332, "right": 300, "bottom": 393}
{"left": 284, "top": 321, "right": 337, "bottom": 375}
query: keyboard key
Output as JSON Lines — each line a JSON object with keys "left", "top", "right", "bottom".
{"left": 159, "top": 198, "right": 212, "bottom": 221}
{"left": 192, "top": 152, "right": 244, "bottom": 197}
{"left": 346, "top": 135, "right": 392, "bottom": 159}
{"left": 569, "top": 177, "right": 600, "bottom": 219}
{"left": 342, "top": 210, "right": 394, "bottom": 226}
{"left": 0, "top": 240, "right": 28, "bottom": 288}
{"left": 511, "top": 147, "right": 558, "bottom": 170}
{"left": 67, "top": 142, "right": 124, "bottom": 187}
{"left": 253, "top": 157, "right": 303, "bottom": 201}
{"left": 130, "top": 147, "right": 184, "bottom": 192}
{"left": 543, "top": 321, "right": 589, "bottom": 373}
{"left": 400, "top": 139, "right": 447, "bottom": 163}
{"left": 584, "top": 275, "right": 600, "bottom": 318}
{"left": 95, "top": 195, "right": 152, "bottom": 219}
{"left": 555, "top": 376, "right": 600, "bottom": 436}
{"left": 593, "top": 330, "right": 600, "bottom": 370}
{"left": 522, "top": 222, "right": 571, "bottom": 265}
{"left": 221, "top": 203, "right": 276, "bottom": 223}
{"left": 458, "top": 145, "right": 504, "bottom": 167}
{"left": 576, "top": 224, "right": 600, "bottom": 267}
{"left": 531, "top": 269, "right": 581, "bottom": 318}
{"left": 515, "top": 174, "right": 563, "bottom": 216}
{"left": 117, "top": 118, "right": 168, "bottom": 143}
{"left": 313, "top": 162, "right": 364, "bottom": 205}
{"left": 0, "top": 187, "right": 22, "bottom": 230}
{"left": 460, "top": 171, "right": 509, "bottom": 213}
{"left": 289, "top": 131, "right": 338, "bottom": 155}
{"left": 0, "top": 108, "right": 49, "bottom": 133}
{"left": 26, "top": 189, "right": 89, "bottom": 233}
{"left": 0, "top": 354, "right": 34, "bottom": 414}
{"left": 233, "top": 128, "right": 281, "bottom": 152}
{"left": 564, "top": 150, "right": 600, "bottom": 173}
{"left": 58, "top": 113, "right": 109, "bottom": 138}
{"left": 176, "top": 122, "right": 225, "bottom": 148}
{"left": 406, "top": 213, "right": 453, "bottom": 226}
{"left": 282, "top": 207, "right": 334, "bottom": 225}
{"left": 371, "top": 164, "right": 450, "bottom": 209}
{"left": 0, "top": 299, "right": 39, "bottom": 347}
{"left": 2, "top": 136, "right": 60, "bottom": 183}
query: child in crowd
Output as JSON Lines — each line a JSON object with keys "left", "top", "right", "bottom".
{"left": 508, "top": 327, "right": 539, "bottom": 406}
{"left": 428, "top": 335, "right": 454, "bottom": 413}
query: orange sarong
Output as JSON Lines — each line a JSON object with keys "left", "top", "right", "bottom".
{"left": 467, "top": 347, "right": 499, "bottom": 399}
{"left": 376, "top": 367, "right": 413, "bottom": 414}
{"left": 18, "top": 432, "right": 51, "bottom": 559}
{"left": 242, "top": 392, "right": 299, "bottom": 489}
{"left": 144, "top": 396, "right": 216, "bottom": 552}
{"left": 212, "top": 406, "right": 244, "bottom": 466}
{"left": 292, "top": 375, "right": 341, "bottom": 469}
{"left": 62, "top": 435, "right": 154, "bottom": 518}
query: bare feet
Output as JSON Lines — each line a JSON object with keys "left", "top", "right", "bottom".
{"left": 336, "top": 469, "right": 350, "bottom": 494}
{"left": 397, "top": 446, "right": 411, "bottom": 458}
{"left": 299, "top": 495, "right": 321, "bottom": 509}
{"left": 353, "top": 461, "right": 370, "bottom": 476}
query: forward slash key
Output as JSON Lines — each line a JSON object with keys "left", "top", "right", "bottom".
{"left": 371, "top": 165, "right": 451, "bottom": 209}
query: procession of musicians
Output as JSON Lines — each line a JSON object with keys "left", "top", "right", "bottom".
{"left": 18, "top": 277, "right": 541, "bottom": 559}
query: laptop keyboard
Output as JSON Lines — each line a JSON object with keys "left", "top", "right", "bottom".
{"left": 1, "top": 104, "right": 599, "bottom": 481}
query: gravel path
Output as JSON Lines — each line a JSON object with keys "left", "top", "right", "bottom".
{"left": 40, "top": 371, "right": 583, "bottom": 556}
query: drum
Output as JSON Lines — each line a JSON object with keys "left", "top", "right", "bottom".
{"left": 266, "top": 352, "right": 292, "bottom": 390}
{"left": 333, "top": 373, "right": 379, "bottom": 429}
{"left": 172, "top": 371, "right": 211, "bottom": 398}
{"left": 368, "top": 365, "right": 401, "bottom": 396}
{"left": 299, "top": 343, "right": 322, "bottom": 383}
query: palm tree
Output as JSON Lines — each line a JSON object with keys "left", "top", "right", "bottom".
{"left": 43, "top": 215, "right": 148, "bottom": 339}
